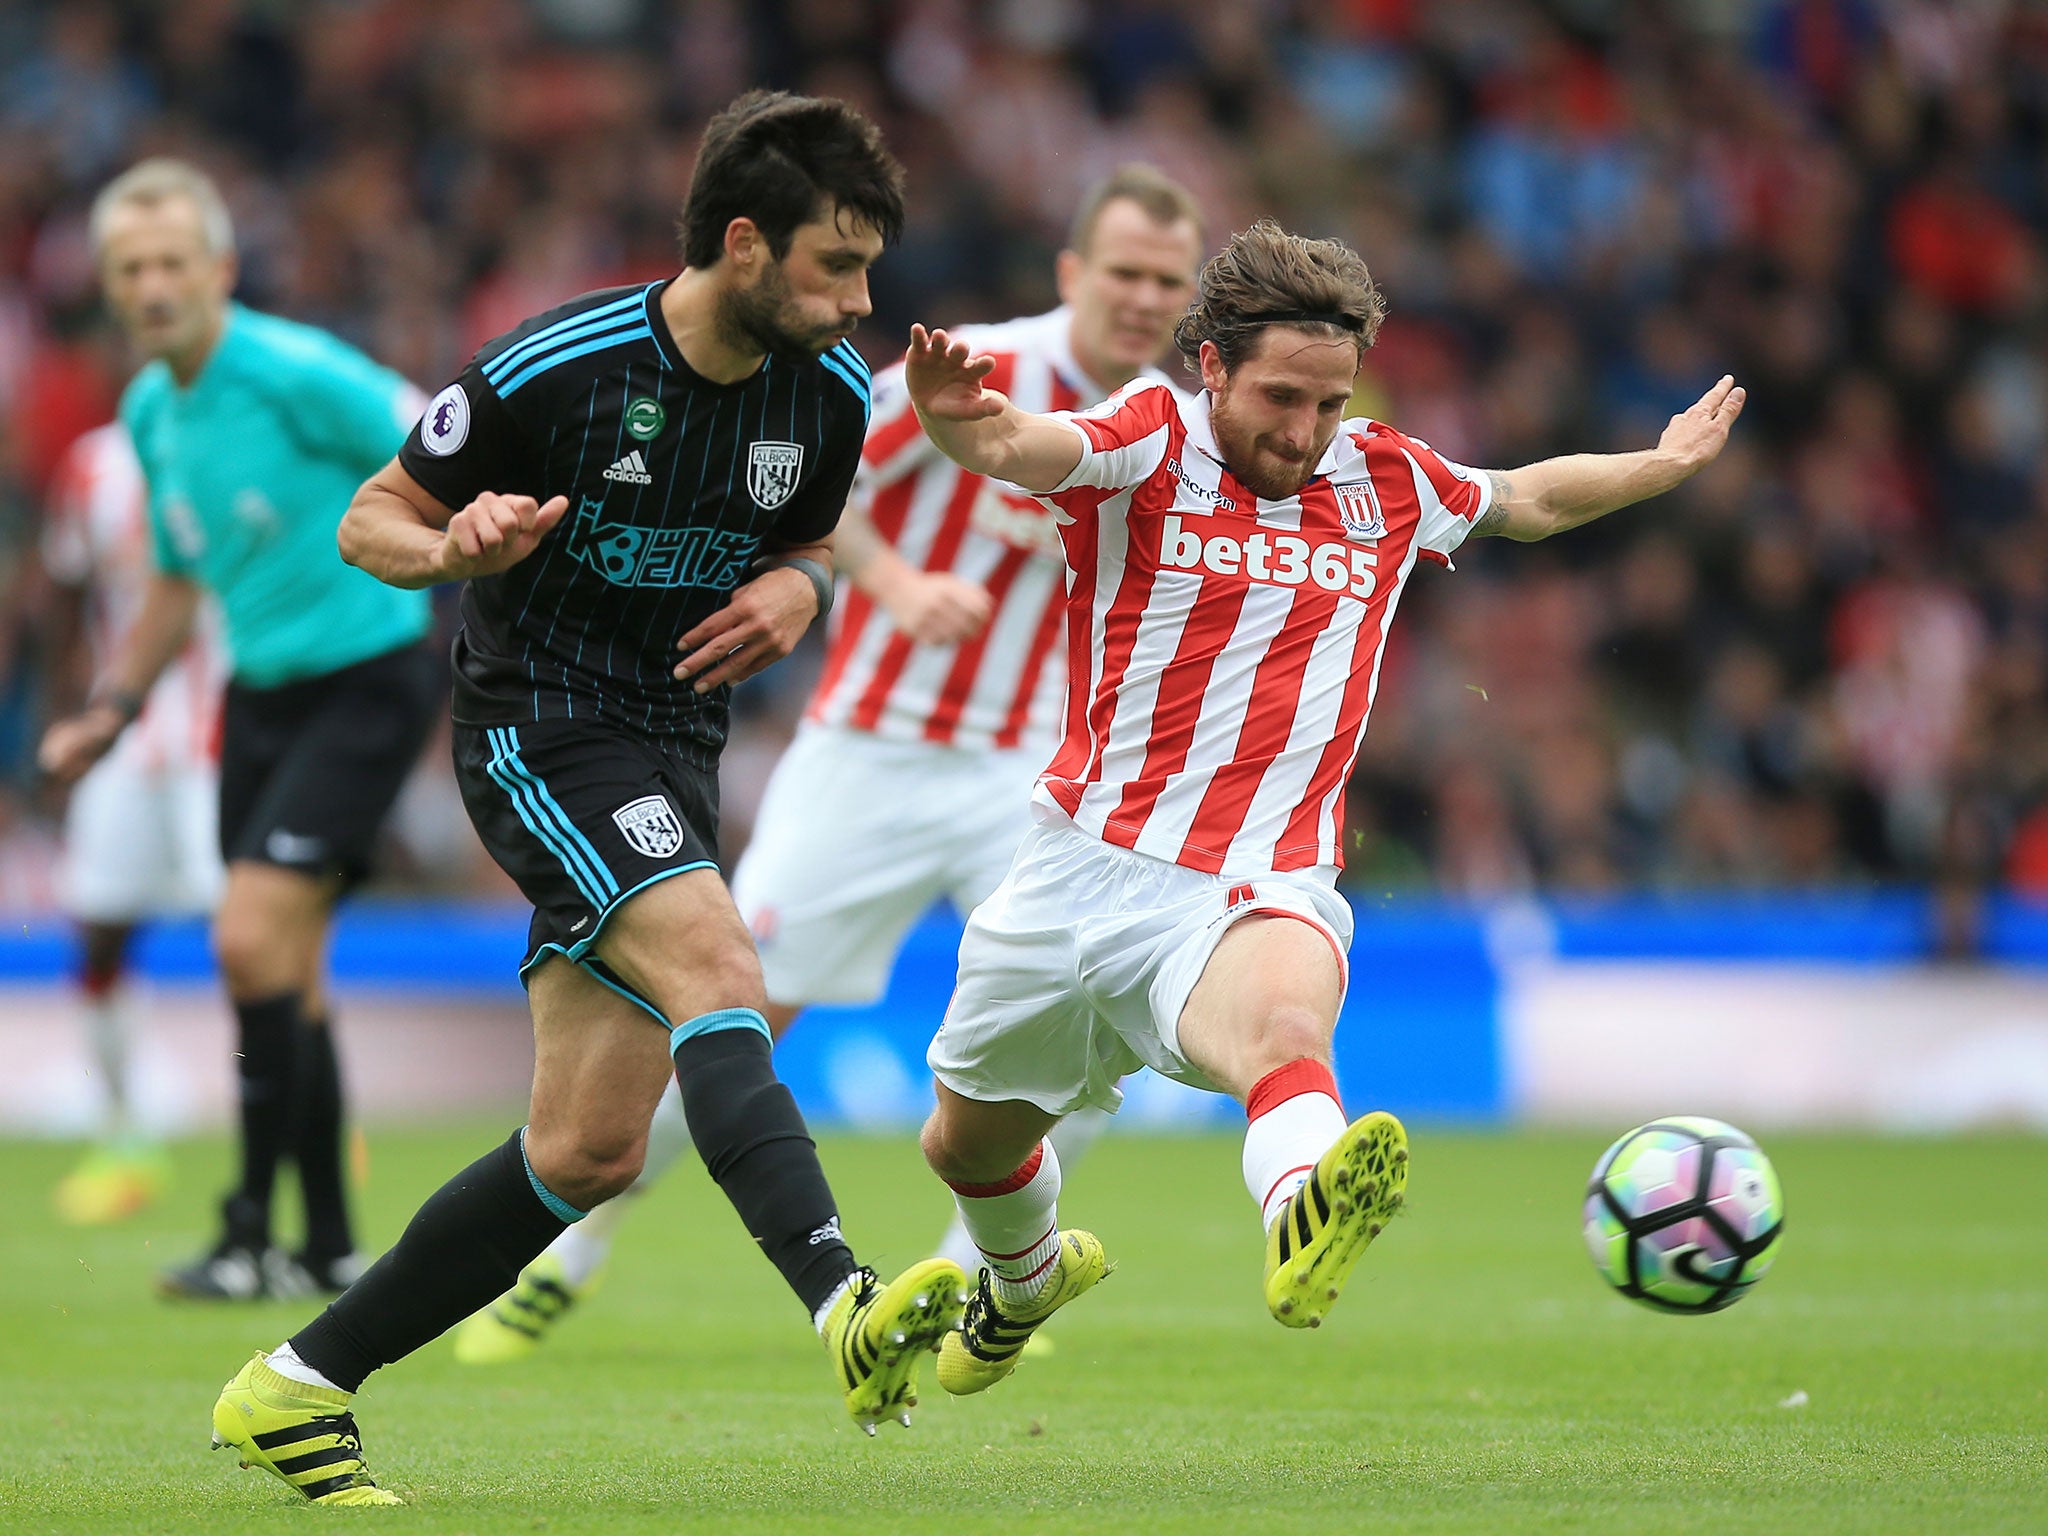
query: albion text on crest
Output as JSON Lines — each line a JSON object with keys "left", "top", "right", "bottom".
{"left": 612, "top": 795, "right": 684, "bottom": 858}
{"left": 748, "top": 441, "right": 804, "bottom": 509}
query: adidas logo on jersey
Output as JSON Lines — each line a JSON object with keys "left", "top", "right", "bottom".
{"left": 604, "top": 450, "right": 654, "bottom": 485}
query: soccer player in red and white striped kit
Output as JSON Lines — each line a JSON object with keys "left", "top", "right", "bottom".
{"left": 907, "top": 219, "right": 1746, "bottom": 1392}
{"left": 451, "top": 166, "right": 1206, "bottom": 1362}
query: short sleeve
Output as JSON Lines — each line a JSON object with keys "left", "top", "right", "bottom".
{"left": 770, "top": 386, "right": 865, "bottom": 546}
{"left": 284, "top": 341, "right": 423, "bottom": 475}
{"left": 120, "top": 386, "right": 197, "bottom": 578}
{"left": 1046, "top": 381, "right": 1178, "bottom": 494}
{"left": 1363, "top": 423, "right": 1492, "bottom": 563}
{"left": 397, "top": 359, "right": 537, "bottom": 513}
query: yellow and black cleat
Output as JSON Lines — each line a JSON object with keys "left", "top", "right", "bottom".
{"left": 937, "top": 1230, "right": 1109, "bottom": 1396}
{"left": 1264, "top": 1111, "right": 1409, "bottom": 1329}
{"left": 823, "top": 1259, "right": 969, "bottom": 1435}
{"left": 452, "top": 1251, "right": 597, "bottom": 1365}
{"left": 210, "top": 1353, "right": 401, "bottom": 1506}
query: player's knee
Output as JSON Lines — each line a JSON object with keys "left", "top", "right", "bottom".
{"left": 525, "top": 1126, "right": 645, "bottom": 1210}
{"left": 210, "top": 909, "right": 274, "bottom": 993}
{"left": 920, "top": 1111, "right": 1017, "bottom": 1187}
{"left": 1247, "top": 1006, "right": 1332, "bottom": 1077}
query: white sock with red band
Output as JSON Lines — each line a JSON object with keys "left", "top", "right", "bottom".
{"left": 945, "top": 1139, "right": 1062, "bottom": 1307}
{"left": 1242, "top": 1059, "right": 1348, "bottom": 1232}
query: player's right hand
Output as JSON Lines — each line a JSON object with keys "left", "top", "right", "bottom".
{"left": 37, "top": 706, "right": 125, "bottom": 786}
{"left": 438, "top": 492, "right": 568, "bottom": 579}
{"left": 885, "top": 570, "right": 994, "bottom": 646}
{"left": 905, "top": 325, "right": 1009, "bottom": 423}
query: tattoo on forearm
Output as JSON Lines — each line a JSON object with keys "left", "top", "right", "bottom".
{"left": 1473, "top": 471, "right": 1514, "bottom": 538}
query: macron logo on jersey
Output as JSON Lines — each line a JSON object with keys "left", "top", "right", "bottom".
{"left": 603, "top": 450, "right": 654, "bottom": 486}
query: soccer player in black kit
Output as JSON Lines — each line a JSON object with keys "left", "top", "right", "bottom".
{"left": 206, "top": 92, "right": 970, "bottom": 1506}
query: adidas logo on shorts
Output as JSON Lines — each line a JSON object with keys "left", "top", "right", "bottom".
{"left": 604, "top": 450, "right": 654, "bottom": 485}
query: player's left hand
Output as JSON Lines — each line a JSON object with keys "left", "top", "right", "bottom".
{"left": 1658, "top": 375, "right": 1746, "bottom": 475}
{"left": 673, "top": 564, "right": 819, "bottom": 693}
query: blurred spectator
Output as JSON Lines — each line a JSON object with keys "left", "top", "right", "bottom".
{"left": 0, "top": 0, "right": 2045, "bottom": 917}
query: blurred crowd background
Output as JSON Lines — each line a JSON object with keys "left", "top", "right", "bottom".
{"left": 3, "top": 0, "right": 2048, "bottom": 929}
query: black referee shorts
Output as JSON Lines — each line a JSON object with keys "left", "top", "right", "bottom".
{"left": 219, "top": 640, "right": 440, "bottom": 888}
{"left": 452, "top": 716, "right": 722, "bottom": 1017}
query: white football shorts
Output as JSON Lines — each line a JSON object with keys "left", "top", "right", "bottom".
{"left": 731, "top": 722, "right": 1045, "bottom": 1008}
{"left": 929, "top": 813, "right": 1354, "bottom": 1116}
{"left": 60, "top": 755, "right": 224, "bottom": 923}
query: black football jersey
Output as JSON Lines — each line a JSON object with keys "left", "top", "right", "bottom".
{"left": 399, "top": 281, "right": 871, "bottom": 746}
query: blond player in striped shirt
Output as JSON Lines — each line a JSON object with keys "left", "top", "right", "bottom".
{"left": 451, "top": 166, "right": 1207, "bottom": 1363}
{"left": 906, "top": 219, "right": 1746, "bottom": 1391}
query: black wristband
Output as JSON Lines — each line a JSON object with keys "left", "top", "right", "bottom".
{"left": 762, "top": 556, "right": 834, "bottom": 623}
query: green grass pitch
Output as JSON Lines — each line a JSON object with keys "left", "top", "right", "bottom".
{"left": 1, "top": 1126, "right": 2041, "bottom": 1534}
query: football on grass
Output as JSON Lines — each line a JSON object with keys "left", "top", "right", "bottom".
{"left": 1583, "top": 1116, "right": 1784, "bottom": 1314}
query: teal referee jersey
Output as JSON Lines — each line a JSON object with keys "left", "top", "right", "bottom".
{"left": 121, "top": 303, "right": 432, "bottom": 687}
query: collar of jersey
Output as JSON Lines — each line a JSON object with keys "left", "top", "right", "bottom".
{"left": 645, "top": 278, "right": 770, "bottom": 390}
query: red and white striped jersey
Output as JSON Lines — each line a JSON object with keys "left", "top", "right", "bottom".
{"left": 1035, "top": 382, "right": 1491, "bottom": 878}
{"left": 42, "top": 424, "right": 223, "bottom": 771}
{"left": 808, "top": 308, "right": 1173, "bottom": 754}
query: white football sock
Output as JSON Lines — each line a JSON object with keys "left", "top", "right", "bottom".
{"left": 934, "top": 1107, "right": 1109, "bottom": 1275}
{"left": 546, "top": 1079, "right": 694, "bottom": 1287}
{"left": 947, "top": 1139, "right": 1062, "bottom": 1307}
{"left": 82, "top": 985, "right": 136, "bottom": 1135}
{"left": 1242, "top": 1060, "right": 1347, "bottom": 1232}
{"left": 265, "top": 1343, "right": 343, "bottom": 1394}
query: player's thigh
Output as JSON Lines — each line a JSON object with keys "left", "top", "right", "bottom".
{"left": 525, "top": 954, "right": 674, "bottom": 1175}
{"left": 1171, "top": 907, "right": 1349, "bottom": 1103}
{"left": 455, "top": 719, "right": 723, "bottom": 1020}
{"left": 211, "top": 858, "right": 337, "bottom": 994}
{"left": 593, "top": 865, "right": 765, "bottom": 1024}
{"left": 732, "top": 727, "right": 958, "bottom": 1007}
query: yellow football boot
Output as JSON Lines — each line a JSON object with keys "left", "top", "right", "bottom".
{"left": 210, "top": 1353, "right": 401, "bottom": 1506}
{"left": 1264, "top": 1110, "right": 1409, "bottom": 1329}
{"left": 451, "top": 1251, "right": 599, "bottom": 1365}
{"left": 821, "top": 1259, "right": 969, "bottom": 1434}
{"left": 53, "top": 1142, "right": 168, "bottom": 1225}
{"left": 937, "top": 1230, "right": 1109, "bottom": 1396}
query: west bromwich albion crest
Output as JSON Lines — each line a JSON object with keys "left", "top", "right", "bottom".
{"left": 748, "top": 441, "right": 804, "bottom": 509}
{"left": 1336, "top": 479, "right": 1386, "bottom": 542}
{"left": 612, "top": 795, "right": 684, "bottom": 858}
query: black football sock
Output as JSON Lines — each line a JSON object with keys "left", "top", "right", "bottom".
{"left": 228, "top": 991, "right": 302, "bottom": 1243}
{"left": 289, "top": 1128, "right": 577, "bottom": 1393}
{"left": 293, "top": 1014, "right": 354, "bottom": 1261}
{"left": 672, "top": 1013, "right": 856, "bottom": 1317}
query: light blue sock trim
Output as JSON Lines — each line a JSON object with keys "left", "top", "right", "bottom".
{"left": 518, "top": 1126, "right": 588, "bottom": 1223}
{"left": 669, "top": 1007, "right": 771, "bottom": 1056}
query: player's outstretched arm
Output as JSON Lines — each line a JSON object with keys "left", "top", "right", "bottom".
{"left": 339, "top": 458, "right": 567, "bottom": 588}
{"left": 1472, "top": 376, "right": 1746, "bottom": 542}
{"left": 905, "top": 325, "right": 1084, "bottom": 494}
{"left": 37, "top": 571, "right": 200, "bottom": 784}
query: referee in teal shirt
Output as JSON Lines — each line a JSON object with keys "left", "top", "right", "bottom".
{"left": 40, "top": 160, "right": 439, "bottom": 1301}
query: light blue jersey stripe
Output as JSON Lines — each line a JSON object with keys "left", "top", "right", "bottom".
{"left": 500, "top": 325, "right": 652, "bottom": 396}
{"left": 831, "top": 340, "right": 871, "bottom": 381}
{"left": 485, "top": 729, "right": 614, "bottom": 906}
{"left": 483, "top": 292, "right": 646, "bottom": 384}
{"left": 818, "top": 351, "right": 868, "bottom": 409}
{"left": 494, "top": 731, "right": 619, "bottom": 897}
